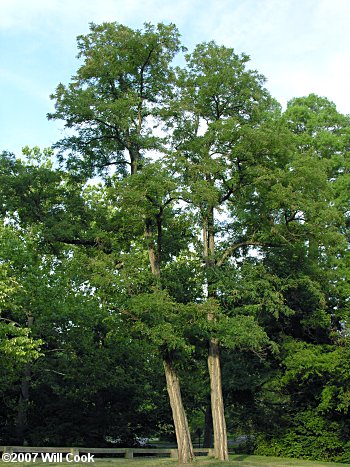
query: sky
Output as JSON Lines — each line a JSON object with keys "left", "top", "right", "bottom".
{"left": 1, "top": 0, "right": 350, "bottom": 155}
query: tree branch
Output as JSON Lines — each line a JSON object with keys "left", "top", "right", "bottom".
{"left": 220, "top": 187, "right": 234, "bottom": 203}
{"left": 0, "top": 317, "right": 22, "bottom": 326}
{"left": 216, "top": 240, "right": 278, "bottom": 267}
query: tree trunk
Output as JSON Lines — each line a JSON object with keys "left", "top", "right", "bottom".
{"left": 145, "top": 218, "right": 161, "bottom": 278}
{"left": 203, "top": 403, "right": 213, "bottom": 448}
{"left": 163, "top": 357, "right": 195, "bottom": 464}
{"left": 208, "top": 337, "right": 229, "bottom": 460}
{"left": 147, "top": 216, "right": 194, "bottom": 463}
{"left": 129, "top": 148, "right": 140, "bottom": 175}
{"left": 128, "top": 138, "right": 193, "bottom": 461}
{"left": 15, "top": 314, "right": 34, "bottom": 444}
{"left": 204, "top": 206, "right": 229, "bottom": 461}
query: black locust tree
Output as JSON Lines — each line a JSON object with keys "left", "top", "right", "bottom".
{"left": 167, "top": 42, "right": 275, "bottom": 460}
{"left": 48, "top": 22, "right": 195, "bottom": 463}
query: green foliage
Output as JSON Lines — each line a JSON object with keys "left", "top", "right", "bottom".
{"left": 0, "top": 224, "right": 168, "bottom": 445}
{"left": 48, "top": 22, "right": 183, "bottom": 177}
{"left": 126, "top": 289, "right": 196, "bottom": 355}
{"left": 0, "top": 231, "right": 42, "bottom": 366}
{"left": 255, "top": 410, "right": 350, "bottom": 462}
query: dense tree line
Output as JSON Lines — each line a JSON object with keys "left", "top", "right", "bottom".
{"left": 1, "top": 22, "right": 350, "bottom": 463}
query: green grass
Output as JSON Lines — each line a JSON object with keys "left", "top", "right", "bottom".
{"left": 2, "top": 455, "right": 350, "bottom": 466}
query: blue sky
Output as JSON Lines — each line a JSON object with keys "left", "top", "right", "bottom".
{"left": 2, "top": 0, "right": 350, "bottom": 155}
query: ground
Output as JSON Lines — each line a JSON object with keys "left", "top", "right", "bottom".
{"left": 1, "top": 454, "right": 349, "bottom": 466}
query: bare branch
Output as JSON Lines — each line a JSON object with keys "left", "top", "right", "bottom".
{"left": 42, "top": 369, "right": 66, "bottom": 376}
{"left": 0, "top": 317, "right": 22, "bottom": 326}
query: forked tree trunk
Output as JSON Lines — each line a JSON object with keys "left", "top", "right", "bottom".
{"left": 208, "top": 337, "right": 229, "bottom": 460}
{"left": 163, "top": 358, "right": 195, "bottom": 464}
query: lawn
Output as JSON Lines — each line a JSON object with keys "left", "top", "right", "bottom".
{"left": 2, "top": 455, "right": 350, "bottom": 467}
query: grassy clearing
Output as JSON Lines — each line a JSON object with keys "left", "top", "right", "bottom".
{"left": 2, "top": 454, "right": 350, "bottom": 467}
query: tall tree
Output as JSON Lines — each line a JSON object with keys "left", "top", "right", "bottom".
{"left": 218, "top": 95, "right": 350, "bottom": 462}
{"left": 167, "top": 41, "right": 278, "bottom": 460}
{"left": 48, "top": 23, "right": 195, "bottom": 463}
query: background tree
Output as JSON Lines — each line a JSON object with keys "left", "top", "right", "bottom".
{"left": 216, "top": 95, "right": 350, "bottom": 462}
{"left": 248, "top": 96, "right": 350, "bottom": 462}
{"left": 0, "top": 149, "right": 171, "bottom": 446}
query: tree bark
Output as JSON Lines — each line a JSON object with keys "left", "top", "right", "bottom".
{"left": 208, "top": 337, "right": 229, "bottom": 460}
{"left": 129, "top": 148, "right": 140, "bottom": 175}
{"left": 204, "top": 207, "right": 229, "bottom": 461}
{"left": 145, "top": 218, "right": 160, "bottom": 278}
{"left": 163, "top": 358, "right": 195, "bottom": 464}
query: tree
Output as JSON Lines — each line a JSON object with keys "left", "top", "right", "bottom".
{"left": 0, "top": 148, "right": 153, "bottom": 443}
{"left": 215, "top": 95, "right": 350, "bottom": 462}
{"left": 249, "top": 95, "right": 350, "bottom": 462}
{"left": 48, "top": 22, "right": 183, "bottom": 177}
{"left": 0, "top": 224, "right": 42, "bottom": 443}
{"left": 0, "top": 247, "right": 41, "bottom": 366}
{"left": 0, "top": 159, "right": 171, "bottom": 445}
{"left": 166, "top": 41, "right": 283, "bottom": 460}
{"left": 48, "top": 22, "right": 195, "bottom": 462}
